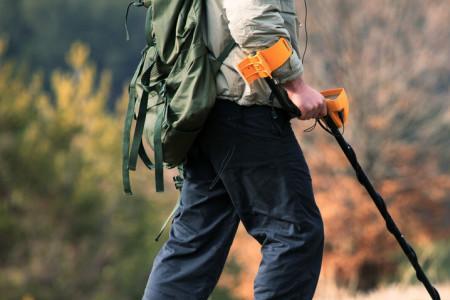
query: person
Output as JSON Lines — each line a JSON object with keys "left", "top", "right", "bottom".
{"left": 142, "top": 1, "right": 326, "bottom": 299}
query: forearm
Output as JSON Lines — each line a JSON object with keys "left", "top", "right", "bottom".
{"left": 284, "top": 75, "right": 305, "bottom": 93}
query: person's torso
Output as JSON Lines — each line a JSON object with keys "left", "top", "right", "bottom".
{"left": 204, "top": 0, "right": 302, "bottom": 107}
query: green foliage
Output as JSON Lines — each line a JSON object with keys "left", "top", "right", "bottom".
{"left": 0, "top": 44, "right": 166, "bottom": 300}
{"left": 0, "top": 0, "right": 147, "bottom": 100}
{"left": 210, "top": 287, "right": 236, "bottom": 300}
{"left": 397, "top": 240, "right": 450, "bottom": 285}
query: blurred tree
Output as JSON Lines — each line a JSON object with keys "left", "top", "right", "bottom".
{"left": 0, "top": 0, "right": 147, "bottom": 102}
{"left": 0, "top": 42, "right": 163, "bottom": 300}
{"left": 303, "top": 0, "right": 450, "bottom": 290}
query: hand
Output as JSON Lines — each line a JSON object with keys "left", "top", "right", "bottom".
{"left": 284, "top": 76, "right": 327, "bottom": 120}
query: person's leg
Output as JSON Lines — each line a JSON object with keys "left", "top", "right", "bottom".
{"left": 243, "top": 138, "right": 324, "bottom": 300}
{"left": 204, "top": 101, "right": 324, "bottom": 300}
{"left": 142, "top": 141, "right": 240, "bottom": 300}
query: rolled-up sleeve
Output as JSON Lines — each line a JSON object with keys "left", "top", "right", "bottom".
{"left": 224, "top": 0, "right": 303, "bottom": 83}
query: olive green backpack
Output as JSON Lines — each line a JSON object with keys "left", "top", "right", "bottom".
{"left": 122, "top": 0, "right": 234, "bottom": 195}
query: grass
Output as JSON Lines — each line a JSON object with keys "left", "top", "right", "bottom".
{"left": 314, "top": 282, "right": 450, "bottom": 300}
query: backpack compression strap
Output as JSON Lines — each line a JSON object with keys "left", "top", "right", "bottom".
{"left": 122, "top": 47, "right": 157, "bottom": 195}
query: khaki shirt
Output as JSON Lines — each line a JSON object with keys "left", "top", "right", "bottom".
{"left": 205, "top": 0, "right": 304, "bottom": 106}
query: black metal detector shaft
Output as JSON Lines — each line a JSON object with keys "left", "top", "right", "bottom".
{"left": 322, "top": 116, "right": 440, "bottom": 300}
{"left": 266, "top": 77, "right": 441, "bottom": 300}
{"left": 265, "top": 78, "right": 302, "bottom": 118}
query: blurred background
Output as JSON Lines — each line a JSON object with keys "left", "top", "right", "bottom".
{"left": 0, "top": 0, "right": 449, "bottom": 299}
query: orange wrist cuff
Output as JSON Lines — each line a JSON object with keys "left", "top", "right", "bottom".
{"left": 238, "top": 38, "right": 293, "bottom": 84}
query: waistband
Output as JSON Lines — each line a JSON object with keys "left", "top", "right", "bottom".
{"left": 211, "top": 98, "right": 291, "bottom": 121}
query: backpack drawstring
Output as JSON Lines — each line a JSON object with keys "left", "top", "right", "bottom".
{"left": 208, "top": 145, "right": 236, "bottom": 191}
{"left": 125, "top": 1, "right": 144, "bottom": 41}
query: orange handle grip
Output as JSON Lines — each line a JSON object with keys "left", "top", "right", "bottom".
{"left": 321, "top": 88, "right": 349, "bottom": 128}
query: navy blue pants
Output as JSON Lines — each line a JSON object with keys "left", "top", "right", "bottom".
{"left": 143, "top": 100, "right": 324, "bottom": 300}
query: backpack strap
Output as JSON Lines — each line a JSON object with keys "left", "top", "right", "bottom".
{"left": 138, "top": 142, "right": 154, "bottom": 169}
{"left": 122, "top": 52, "right": 146, "bottom": 194}
{"left": 211, "top": 41, "right": 236, "bottom": 74}
{"left": 122, "top": 47, "right": 157, "bottom": 194}
{"left": 216, "top": 41, "right": 236, "bottom": 65}
{"left": 153, "top": 97, "right": 166, "bottom": 192}
{"left": 128, "top": 89, "right": 150, "bottom": 171}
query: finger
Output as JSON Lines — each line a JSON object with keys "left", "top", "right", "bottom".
{"left": 299, "top": 112, "right": 308, "bottom": 120}
{"left": 299, "top": 106, "right": 309, "bottom": 120}
{"left": 308, "top": 113, "right": 317, "bottom": 120}
{"left": 311, "top": 105, "right": 322, "bottom": 119}
{"left": 303, "top": 108, "right": 315, "bottom": 120}
{"left": 300, "top": 110, "right": 312, "bottom": 120}
{"left": 309, "top": 110, "right": 319, "bottom": 120}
